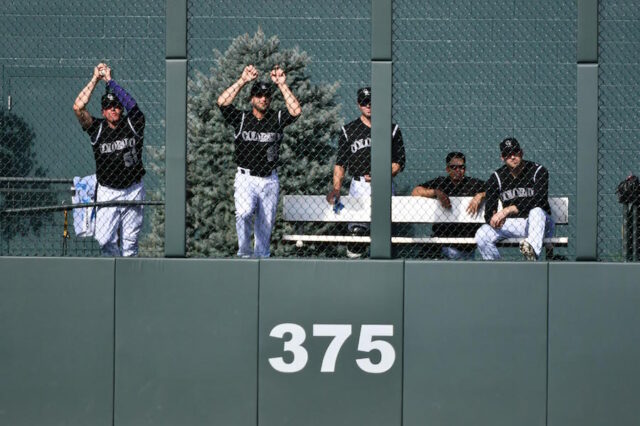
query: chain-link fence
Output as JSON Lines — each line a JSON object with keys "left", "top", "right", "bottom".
{"left": 391, "top": 0, "right": 577, "bottom": 261}
{"left": 598, "top": 0, "right": 640, "bottom": 261}
{"left": 0, "top": 0, "right": 166, "bottom": 257}
{"left": 3, "top": 1, "right": 639, "bottom": 262}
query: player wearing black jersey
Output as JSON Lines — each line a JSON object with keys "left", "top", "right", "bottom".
{"left": 217, "top": 64, "right": 301, "bottom": 258}
{"left": 475, "top": 138, "right": 554, "bottom": 260}
{"left": 73, "top": 63, "right": 145, "bottom": 256}
{"left": 412, "top": 152, "right": 485, "bottom": 259}
{"left": 326, "top": 87, "right": 406, "bottom": 258}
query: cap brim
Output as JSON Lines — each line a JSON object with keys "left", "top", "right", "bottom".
{"left": 501, "top": 148, "right": 521, "bottom": 157}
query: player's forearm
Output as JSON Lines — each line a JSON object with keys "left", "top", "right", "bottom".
{"left": 391, "top": 162, "right": 402, "bottom": 177}
{"left": 107, "top": 79, "right": 136, "bottom": 111}
{"left": 278, "top": 83, "right": 301, "bottom": 117}
{"left": 332, "top": 165, "right": 345, "bottom": 191}
{"left": 411, "top": 186, "right": 436, "bottom": 198}
{"left": 73, "top": 76, "right": 99, "bottom": 113}
{"left": 217, "top": 78, "right": 246, "bottom": 106}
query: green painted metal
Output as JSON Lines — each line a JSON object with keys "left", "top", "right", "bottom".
{"left": 0, "top": 257, "right": 115, "bottom": 426}
{"left": 372, "top": 0, "right": 392, "bottom": 60}
{"left": 166, "top": 0, "right": 187, "bottom": 59}
{"left": 578, "top": 0, "right": 598, "bottom": 63}
{"left": 113, "top": 258, "right": 259, "bottom": 426}
{"left": 164, "top": 59, "right": 187, "bottom": 257}
{"left": 259, "top": 259, "right": 403, "bottom": 426}
{"left": 370, "top": 62, "right": 393, "bottom": 259}
{"left": 403, "top": 261, "right": 548, "bottom": 426}
{"left": 577, "top": 64, "right": 598, "bottom": 260}
{"left": 548, "top": 263, "right": 640, "bottom": 426}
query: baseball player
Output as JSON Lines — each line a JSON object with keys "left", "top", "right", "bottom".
{"left": 73, "top": 63, "right": 146, "bottom": 257}
{"left": 326, "top": 87, "right": 406, "bottom": 258}
{"left": 217, "top": 64, "right": 301, "bottom": 258}
{"left": 411, "top": 152, "right": 485, "bottom": 260}
{"left": 475, "top": 137, "right": 554, "bottom": 261}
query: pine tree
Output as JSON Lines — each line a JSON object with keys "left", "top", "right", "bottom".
{"left": 0, "top": 108, "right": 54, "bottom": 246}
{"left": 143, "top": 29, "right": 344, "bottom": 257}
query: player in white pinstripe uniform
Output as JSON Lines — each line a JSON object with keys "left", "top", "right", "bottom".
{"left": 475, "top": 137, "right": 555, "bottom": 261}
{"left": 217, "top": 65, "right": 301, "bottom": 258}
{"left": 73, "top": 63, "right": 145, "bottom": 256}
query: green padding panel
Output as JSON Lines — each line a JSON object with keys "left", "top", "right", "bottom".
{"left": 548, "top": 263, "right": 640, "bottom": 426}
{"left": 114, "top": 259, "right": 259, "bottom": 426}
{"left": 259, "top": 260, "right": 403, "bottom": 426}
{"left": 0, "top": 257, "right": 115, "bottom": 426}
{"left": 404, "top": 262, "right": 548, "bottom": 426}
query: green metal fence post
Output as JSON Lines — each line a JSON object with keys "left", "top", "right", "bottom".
{"left": 165, "top": 0, "right": 188, "bottom": 257}
{"left": 370, "top": 0, "right": 393, "bottom": 259}
{"left": 576, "top": 0, "right": 598, "bottom": 260}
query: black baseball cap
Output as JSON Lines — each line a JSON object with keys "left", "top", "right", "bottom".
{"left": 101, "top": 92, "right": 122, "bottom": 109}
{"left": 357, "top": 87, "right": 371, "bottom": 106}
{"left": 500, "top": 137, "right": 522, "bottom": 157}
{"left": 250, "top": 81, "right": 274, "bottom": 98}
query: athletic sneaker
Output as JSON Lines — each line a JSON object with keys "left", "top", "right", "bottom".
{"left": 346, "top": 248, "right": 363, "bottom": 259}
{"left": 519, "top": 240, "right": 537, "bottom": 261}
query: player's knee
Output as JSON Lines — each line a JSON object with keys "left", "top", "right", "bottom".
{"left": 235, "top": 208, "right": 254, "bottom": 223}
{"left": 475, "top": 225, "right": 494, "bottom": 247}
{"left": 529, "top": 207, "right": 545, "bottom": 219}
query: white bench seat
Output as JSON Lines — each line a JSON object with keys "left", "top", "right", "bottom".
{"left": 283, "top": 196, "right": 569, "bottom": 247}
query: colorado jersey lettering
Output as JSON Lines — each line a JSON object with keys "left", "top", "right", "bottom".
{"left": 501, "top": 187, "right": 535, "bottom": 201}
{"left": 99, "top": 137, "right": 137, "bottom": 154}
{"left": 86, "top": 105, "right": 145, "bottom": 189}
{"left": 484, "top": 159, "right": 551, "bottom": 223}
{"left": 220, "top": 104, "right": 298, "bottom": 176}
{"left": 336, "top": 118, "right": 405, "bottom": 178}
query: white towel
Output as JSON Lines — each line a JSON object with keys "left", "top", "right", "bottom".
{"left": 71, "top": 174, "right": 97, "bottom": 237}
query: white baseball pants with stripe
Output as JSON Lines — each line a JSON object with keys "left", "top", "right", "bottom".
{"left": 475, "top": 207, "right": 555, "bottom": 260}
{"left": 95, "top": 180, "right": 144, "bottom": 257}
{"left": 234, "top": 170, "right": 279, "bottom": 258}
{"left": 347, "top": 177, "right": 396, "bottom": 232}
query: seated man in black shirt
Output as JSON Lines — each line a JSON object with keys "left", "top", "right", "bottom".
{"left": 411, "top": 152, "right": 485, "bottom": 260}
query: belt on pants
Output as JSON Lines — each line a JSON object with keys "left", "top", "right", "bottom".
{"left": 352, "top": 176, "right": 368, "bottom": 182}
{"left": 237, "top": 167, "right": 276, "bottom": 177}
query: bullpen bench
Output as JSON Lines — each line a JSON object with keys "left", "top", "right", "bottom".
{"left": 282, "top": 196, "right": 569, "bottom": 247}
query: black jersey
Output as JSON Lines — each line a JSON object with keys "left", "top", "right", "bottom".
{"left": 86, "top": 105, "right": 145, "bottom": 189}
{"left": 484, "top": 160, "right": 551, "bottom": 223}
{"left": 335, "top": 118, "right": 406, "bottom": 178}
{"left": 219, "top": 105, "right": 298, "bottom": 176}
{"left": 419, "top": 176, "right": 485, "bottom": 247}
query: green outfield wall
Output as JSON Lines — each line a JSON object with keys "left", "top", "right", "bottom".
{"left": 2, "top": 258, "right": 640, "bottom": 426}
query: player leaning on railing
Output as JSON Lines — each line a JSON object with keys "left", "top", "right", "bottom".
{"left": 72, "top": 63, "right": 146, "bottom": 257}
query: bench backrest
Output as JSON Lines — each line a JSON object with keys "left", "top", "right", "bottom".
{"left": 283, "top": 196, "right": 569, "bottom": 224}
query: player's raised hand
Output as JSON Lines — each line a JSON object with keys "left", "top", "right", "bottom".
{"left": 102, "top": 66, "right": 113, "bottom": 82}
{"left": 270, "top": 65, "right": 286, "bottom": 85}
{"left": 94, "top": 63, "right": 108, "bottom": 81}
{"left": 241, "top": 65, "right": 259, "bottom": 83}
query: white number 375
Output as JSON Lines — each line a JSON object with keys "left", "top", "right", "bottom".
{"left": 268, "top": 323, "right": 395, "bottom": 374}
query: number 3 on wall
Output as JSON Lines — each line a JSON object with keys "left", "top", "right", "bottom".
{"left": 268, "top": 323, "right": 396, "bottom": 374}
